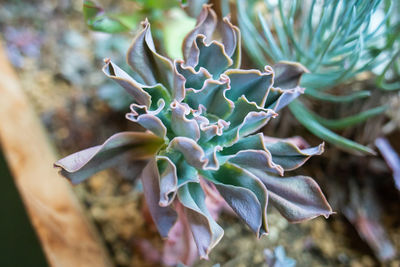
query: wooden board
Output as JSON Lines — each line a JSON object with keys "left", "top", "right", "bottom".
{"left": 0, "top": 41, "right": 113, "bottom": 267}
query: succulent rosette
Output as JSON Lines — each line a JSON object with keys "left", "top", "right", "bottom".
{"left": 55, "top": 6, "right": 332, "bottom": 259}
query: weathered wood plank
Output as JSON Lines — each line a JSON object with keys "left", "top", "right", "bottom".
{"left": 0, "top": 41, "right": 113, "bottom": 267}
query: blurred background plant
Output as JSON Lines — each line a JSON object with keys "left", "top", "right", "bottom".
{"left": 236, "top": 0, "right": 400, "bottom": 154}
{"left": 375, "top": 0, "right": 400, "bottom": 91}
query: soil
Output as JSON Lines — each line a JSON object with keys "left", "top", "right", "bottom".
{"left": 1, "top": 1, "right": 399, "bottom": 266}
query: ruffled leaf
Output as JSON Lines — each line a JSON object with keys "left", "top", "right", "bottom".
{"left": 264, "top": 86, "right": 304, "bottom": 111}
{"left": 220, "top": 17, "right": 241, "bottom": 69}
{"left": 103, "top": 59, "right": 151, "bottom": 107}
{"left": 255, "top": 171, "right": 333, "bottom": 222}
{"left": 264, "top": 140, "right": 324, "bottom": 171}
{"left": 173, "top": 62, "right": 186, "bottom": 102}
{"left": 272, "top": 61, "right": 308, "bottom": 89}
{"left": 228, "top": 150, "right": 284, "bottom": 176}
{"left": 219, "top": 133, "right": 283, "bottom": 175}
{"left": 175, "top": 158, "right": 200, "bottom": 186}
{"left": 188, "top": 35, "right": 233, "bottom": 78}
{"left": 225, "top": 68, "right": 273, "bottom": 106}
{"left": 127, "top": 20, "right": 175, "bottom": 91}
{"left": 141, "top": 159, "right": 178, "bottom": 237}
{"left": 177, "top": 183, "right": 224, "bottom": 259}
{"left": 183, "top": 6, "right": 241, "bottom": 78}
{"left": 185, "top": 77, "right": 234, "bottom": 118}
{"left": 167, "top": 137, "right": 220, "bottom": 170}
{"left": 157, "top": 156, "right": 179, "bottom": 207}
{"left": 126, "top": 101, "right": 167, "bottom": 139}
{"left": 176, "top": 60, "right": 211, "bottom": 89}
{"left": 104, "top": 60, "right": 171, "bottom": 110}
{"left": 197, "top": 116, "right": 230, "bottom": 143}
{"left": 204, "top": 163, "right": 269, "bottom": 236}
{"left": 226, "top": 96, "right": 275, "bottom": 128}
{"left": 170, "top": 101, "right": 201, "bottom": 141}
{"left": 213, "top": 96, "right": 277, "bottom": 146}
{"left": 183, "top": 5, "right": 217, "bottom": 63}
{"left": 143, "top": 84, "right": 172, "bottom": 109}
{"left": 103, "top": 59, "right": 172, "bottom": 110}
{"left": 54, "top": 132, "right": 164, "bottom": 184}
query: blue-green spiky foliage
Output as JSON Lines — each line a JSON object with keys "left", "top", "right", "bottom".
{"left": 237, "top": 0, "right": 398, "bottom": 154}
{"left": 376, "top": 0, "right": 400, "bottom": 91}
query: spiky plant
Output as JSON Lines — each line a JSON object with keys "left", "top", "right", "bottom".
{"left": 236, "top": 0, "right": 396, "bottom": 154}
{"left": 55, "top": 6, "right": 332, "bottom": 259}
{"left": 376, "top": 0, "right": 400, "bottom": 91}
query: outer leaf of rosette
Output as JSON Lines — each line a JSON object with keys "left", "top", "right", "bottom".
{"left": 126, "top": 19, "right": 175, "bottom": 95}
{"left": 54, "top": 132, "right": 164, "bottom": 184}
{"left": 251, "top": 170, "right": 333, "bottom": 223}
{"left": 263, "top": 140, "right": 324, "bottom": 171}
{"left": 218, "top": 133, "right": 284, "bottom": 176}
{"left": 141, "top": 159, "right": 178, "bottom": 238}
{"left": 177, "top": 182, "right": 224, "bottom": 259}
{"left": 202, "top": 163, "right": 269, "bottom": 237}
{"left": 156, "top": 155, "right": 179, "bottom": 207}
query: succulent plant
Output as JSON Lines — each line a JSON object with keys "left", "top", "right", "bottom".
{"left": 234, "top": 0, "right": 387, "bottom": 154}
{"left": 236, "top": 0, "right": 396, "bottom": 155}
{"left": 55, "top": 6, "right": 332, "bottom": 259}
